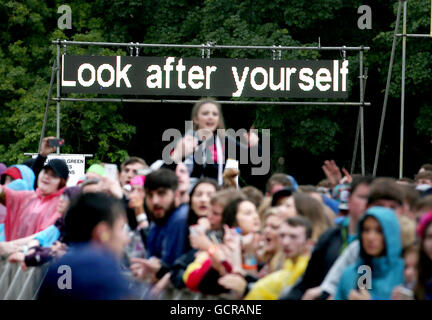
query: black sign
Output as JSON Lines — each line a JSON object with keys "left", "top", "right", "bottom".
{"left": 61, "top": 55, "right": 350, "bottom": 98}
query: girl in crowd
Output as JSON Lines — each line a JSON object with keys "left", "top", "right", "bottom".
{"left": 182, "top": 197, "right": 260, "bottom": 295}
{"left": 391, "top": 242, "right": 419, "bottom": 300}
{"left": 335, "top": 206, "right": 404, "bottom": 300}
{"left": 0, "top": 159, "right": 68, "bottom": 241}
{"left": 187, "top": 178, "right": 219, "bottom": 234}
{"left": 256, "top": 207, "right": 284, "bottom": 278}
{"left": 169, "top": 98, "right": 259, "bottom": 186}
{"left": 38, "top": 192, "right": 132, "bottom": 300}
{"left": 148, "top": 178, "right": 220, "bottom": 297}
{"left": 5, "top": 186, "right": 81, "bottom": 268}
{"left": 414, "top": 211, "right": 432, "bottom": 300}
{"left": 275, "top": 191, "right": 333, "bottom": 242}
{"left": 169, "top": 188, "right": 245, "bottom": 290}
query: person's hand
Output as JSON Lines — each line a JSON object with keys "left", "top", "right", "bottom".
{"left": 391, "top": 286, "right": 414, "bottom": 300}
{"left": 0, "top": 242, "right": 20, "bottom": 256}
{"left": 189, "top": 228, "right": 213, "bottom": 251}
{"left": 40, "top": 136, "right": 58, "bottom": 157}
{"left": 302, "top": 286, "right": 323, "bottom": 300}
{"left": 208, "top": 245, "right": 229, "bottom": 275}
{"left": 8, "top": 251, "right": 25, "bottom": 264}
{"left": 128, "top": 190, "right": 144, "bottom": 210}
{"left": 243, "top": 127, "right": 259, "bottom": 147}
{"left": 340, "top": 168, "right": 352, "bottom": 184}
{"left": 50, "top": 241, "right": 67, "bottom": 256}
{"left": 322, "top": 160, "right": 342, "bottom": 188}
{"left": 222, "top": 225, "right": 242, "bottom": 272}
{"left": 148, "top": 272, "right": 171, "bottom": 299}
{"left": 100, "top": 176, "right": 123, "bottom": 199}
{"left": 197, "top": 217, "right": 211, "bottom": 232}
{"left": 130, "top": 257, "right": 161, "bottom": 282}
{"left": 223, "top": 168, "right": 239, "bottom": 189}
{"left": 348, "top": 288, "right": 372, "bottom": 300}
{"left": 171, "top": 135, "right": 198, "bottom": 163}
{"left": 218, "top": 273, "right": 248, "bottom": 298}
{"left": 241, "top": 232, "right": 261, "bottom": 254}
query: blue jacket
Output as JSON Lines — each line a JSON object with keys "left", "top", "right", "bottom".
{"left": 38, "top": 243, "right": 131, "bottom": 300}
{"left": 335, "top": 206, "right": 404, "bottom": 300}
{"left": 146, "top": 203, "right": 189, "bottom": 266}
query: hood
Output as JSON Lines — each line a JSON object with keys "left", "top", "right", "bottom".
{"left": 7, "top": 164, "right": 35, "bottom": 191}
{"left": 358, "top": 206, "right": 402, "bottom": 263}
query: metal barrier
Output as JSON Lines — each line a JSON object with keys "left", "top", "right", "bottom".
{"left": 0, "top": 257, "right": 48, "bottom": 300}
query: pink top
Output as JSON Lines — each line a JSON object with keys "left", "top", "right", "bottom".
{"left": 3, "top": 186, "right": 65, "bottom": 241}
{"left": 0, "top": 204, "right": 6, "bottom": 224}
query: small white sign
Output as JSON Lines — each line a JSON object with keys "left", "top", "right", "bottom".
{"left": 31, "top": 154, "right": 87, "bottom": 187}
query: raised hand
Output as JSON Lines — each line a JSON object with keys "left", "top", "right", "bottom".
{"left": 40, "top": 136, "right": 58, "bottom": 157}
{"left": 322, "top": 160, "right": 342, "bottom": 188}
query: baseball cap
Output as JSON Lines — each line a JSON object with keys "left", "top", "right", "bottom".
{"left": 271, "top": 187, "right": 296, "bottom": 207}
{"left": 43, "top": 159, "right": 69, "bottom": 180}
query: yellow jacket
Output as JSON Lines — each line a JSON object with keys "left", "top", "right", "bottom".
{"left": 245, "top": 255, "right": 310, "bottom": 300}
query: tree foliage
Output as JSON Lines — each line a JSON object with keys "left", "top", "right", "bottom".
{"left": 1, "top": 0, "right": 431, "bottom": 181}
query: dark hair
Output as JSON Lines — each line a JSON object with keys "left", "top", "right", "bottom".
{"left": 415, "top": 195, "right": 432, "bottom": 214}
{"left": 285, "top": 216, "right": 313, "bottom": 240}
{"left": 317, "top": 179, "right": 333, "bottom": 189}
{"left": 121, "top": 156, "right": 147, "bottom": 171}
{"left": 415, "top": 171, "right": 432, "bottom": 182}
{"left": 58, "top": 178, "right": 67, "bottom": 190}
{"left": 420, "top": 164, "right": 432, "bottom": 171}
{"left": 358, "top": 215, "right": 385, "bottom": 277}
{"left": 241, "top": 186, "right": 264, "bottom": 208}
{"left": 266, "top": 173, "right": 292, "bottom": 194}
{"left": 210, "top": 188, "right": 246, "bottom": 207}
{"left": 397, "top": 177, "right": 415, "bottom": 184}
{"left": 400, "top": 184, "right": 420, "bottom": 210}
{"left": 222, "top": 198, "right": 249, "bottom": 228}
{"left": 350, "top": 175, "right": 374, "bottom": 195}
{"left": 144, "top": 168, "right": 178, "bottom": 192}
{"left": 187, "top": 178, "right": 219, "bottom": 227}
{"left": 63, "top": 193, "right": 126, "bottom": 244}
{"left": 367, "top": 177, "right": 404, "bottom": 206}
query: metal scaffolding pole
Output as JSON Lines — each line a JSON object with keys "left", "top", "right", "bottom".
{"left": 352, "top": 65, "right": 368, "bottom": 175}
{"left": 373, "top": 0, "right": 402, "bottom": 177}
{"left": 51, "top": 97, "right": 370, "bottom": 106}
{"left": 38, "top": 58, "right": 57, "bottom": 153}
{"left": 396, "top": 33, "right": 432, "bottom": 38}
{"left": 400, "top": 0, "right": 407, "bottom": 178}
{"left": 52, "top": 40, "right": 370, "bottom": 52}
{"left": 360, "top": 50, "right": 365, "bottom": 175}
{"left": 56, "top": 41, "right": 61, "bottom": 154}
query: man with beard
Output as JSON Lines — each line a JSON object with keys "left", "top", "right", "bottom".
{"left": 130, "top": 168, "right": 189, "bottom": 282}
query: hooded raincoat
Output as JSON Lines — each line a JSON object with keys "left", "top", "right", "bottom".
{"left": 3, "top": 182, "right": 64, "bottom": 241}
{"left": 0, "top": 164, "right": 36, "bottom": 241}
{"left": 335, "top": 206, "right": 404, "bottom": 300}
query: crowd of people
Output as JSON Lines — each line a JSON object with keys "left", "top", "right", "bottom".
{"left": 0, "top": 98, "right": 431, "bottom": 300}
